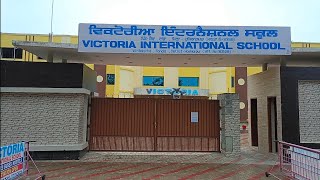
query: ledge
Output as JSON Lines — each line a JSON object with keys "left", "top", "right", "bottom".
{"left": 0, "top": 87, "right": 91, "bottom": 95}
{"left": 12, "top": 40, "right": 77, "bottom": 49}
{"left": 292, "top": 48, "right": 320, "bottom": 53}
{"left": 29, "top": 142, "right": 88, "bottom": 151}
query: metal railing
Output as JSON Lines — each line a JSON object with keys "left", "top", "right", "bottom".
{"left": 266, "top": 141, "right": 320, "bottom": 180}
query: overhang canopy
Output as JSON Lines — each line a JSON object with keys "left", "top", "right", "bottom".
{"left": 13, "top": 41, "right": 320, "bottom": 67}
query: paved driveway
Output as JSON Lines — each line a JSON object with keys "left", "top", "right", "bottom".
{"left": 23, "top": 134, "right": 285, "bottom": 180}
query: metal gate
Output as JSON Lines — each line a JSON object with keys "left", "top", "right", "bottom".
{"left": 89, "top": 98, "right": 220, "bottom": 152}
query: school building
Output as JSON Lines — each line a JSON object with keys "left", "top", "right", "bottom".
{"left": 1, "top": 25, "right": 320, "bottom": 159}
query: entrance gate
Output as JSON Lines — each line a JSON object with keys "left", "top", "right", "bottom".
{"left": 89, "top": 98, "right": 220, "bottom": 152}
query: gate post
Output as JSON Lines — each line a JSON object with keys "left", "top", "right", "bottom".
{"left": 218, "top": 93, "right": 241, "bottom": 157}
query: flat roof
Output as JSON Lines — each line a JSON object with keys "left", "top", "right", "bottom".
{"left": 13, "top": 41, "right": 320, "bottom": 67}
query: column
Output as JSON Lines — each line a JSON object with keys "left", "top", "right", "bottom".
{"left": 164, "top": 67, "right": 178, "bottom": 87}
{"left": 218, "top": 93, "right": 241, "bottom": 157}
{"left": 94, "top": 64, "right": 106, "bottom": 97}
{"left": 235, "top": 67, "right": 248, "bottom": 123}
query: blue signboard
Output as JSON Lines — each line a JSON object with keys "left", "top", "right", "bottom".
{"left": 78, "top": 23, "right": 291, "bottom": 55}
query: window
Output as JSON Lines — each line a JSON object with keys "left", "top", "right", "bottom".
{"left": 0, "top": 48, "right": 23, "bottom": 59}
{"left": 106, "top": 74, "right": 115, "bottom": 85}
{"left": 231, "top": 76, "right": 235, "bottom": 88}
{"left": 143, "top": 76, "right": 164, "bottom": 86}
{"left": 178, "top": 77, "right": 199, "bottom": 87}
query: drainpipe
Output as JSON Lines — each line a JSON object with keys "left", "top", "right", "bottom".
{"left": 49, "top": 0, "right": 54, "bottom": 42}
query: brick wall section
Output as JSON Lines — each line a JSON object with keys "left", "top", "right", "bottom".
{"left": 218, "top": 93, "right": 240, "bottom": 157}
{"left": 298, "top": 81, "right": 320, "bottom": 143}
{"left": 78, "top": 95, "right": 88, "bottom": 143}
{"left": 0, "top": 93, "right": 89, "bottom": 149}
{"left": 247, "top": 67, "right": 282, "bottom": 153}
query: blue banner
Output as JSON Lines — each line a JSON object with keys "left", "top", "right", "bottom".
{"left": 78, "top": 24, "right": 291, "bottom": 55}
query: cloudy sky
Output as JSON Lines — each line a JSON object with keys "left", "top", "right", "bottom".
{"left": 1, "top": 0, "right": 320, "bottom": 42}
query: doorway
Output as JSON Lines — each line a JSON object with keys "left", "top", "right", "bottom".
{"left": 268, "top": 97, "right": 278, "bottom": 153}
{"left": 250, "top": 99, "right": 258, "bottom": 146}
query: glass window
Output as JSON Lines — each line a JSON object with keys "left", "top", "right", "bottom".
{"left": 178, "top": 77, "right": 199, "bottom": 87}
{"left": 231, "top": 76, "right": 235, "bottom": 88}
{"left": 106, "top": 74, "right": 115, "bottom": 85}
{"left": 143, "top": 76, "right": 164, "bottom": 86}
{"left": 0, "top": 48, "right": 23, "bottom": 59}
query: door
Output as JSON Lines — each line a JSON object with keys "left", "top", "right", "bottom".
{"left": 156, "top": 99, "right": 220, "bottom": 151}
{"left": 268, "top": 97, "right": 278, "bottom": 153}
{"left": 251, "top": 99, "right": 258, "bottom": 146}
{"left": 89, "top": 98, "right": 155, "bottom": 151}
